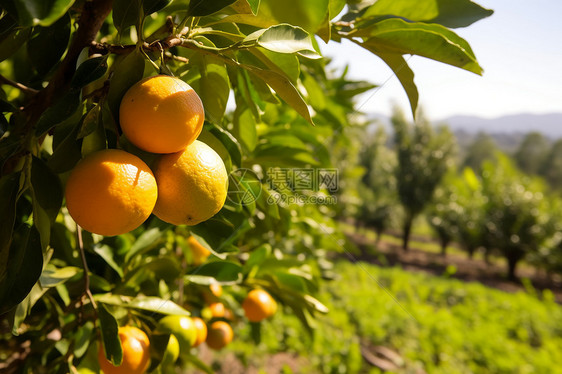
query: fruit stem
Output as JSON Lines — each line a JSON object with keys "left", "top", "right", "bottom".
{"left": 77, "top": 225, "right": 97, "bottom": 310}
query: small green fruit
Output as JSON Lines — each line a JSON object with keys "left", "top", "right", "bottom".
{"left": 156, "top": 316, "right": 197, "bottom": 354}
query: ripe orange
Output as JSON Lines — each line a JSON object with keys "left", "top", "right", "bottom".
{"left": 206, "top": 321, "right": 233, "bottom": 350}
{"left": 65, "top": 149, "right": 157, "bottom": 236}
{"left": 119, "top": 75, "right": 204, "bottom": 154}
{"left": 98, "top": 326, "right": 150, "bottom": 374}
{"left": 187, "top": 235, "right": 211, "bottom": 265}
{"left": 152, "top": 140, "right": 228, "bottom": 225}
{"left": 208, "top": 302, "right": 226, "bottom": 318}
{"left": 209, "top": 284, "right": 223, "bottom": 298}
{"left": 242, "top": 289, "right": 277, "bottom": 322}
{"left": 192, "top": 317, "right": 207, "bottom": 347}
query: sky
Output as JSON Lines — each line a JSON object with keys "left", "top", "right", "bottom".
{"left": 319, "top": 0, "right": 562, "bottom": 120}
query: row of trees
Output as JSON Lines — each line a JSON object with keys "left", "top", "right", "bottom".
{"left": 354, "top": 112, "right": 562, "bottom": 280}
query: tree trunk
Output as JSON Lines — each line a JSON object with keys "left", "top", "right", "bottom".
{"left": 402, "top": 216, "right": 413, "bottom": 251}
{"left": 507, "top": 254, "right": 520, "bottom": 281}
{"left": 467, "top": 246, "right": 475, "bottom": 259}
{"left": 440, "top": 238, "right": 449, "bottom": 257}
{"left": 375, "top": 228, "right": 383, "bottom": 245}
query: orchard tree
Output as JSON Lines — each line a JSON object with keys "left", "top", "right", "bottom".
{"left": 514, "top": 132, "right": 549, "bottom": 175}
{"left": 461, "top": 132, "right": 498, "bottom": 172}
{"left": 481, "top": 154, "right": 555, "bottom": 280}
{"left": 0, "top": 0, "right": 491, "bottom": 372}
{"left": 357, "top": 126, "right": 397, "bottom": 242}
{"left": 392, "top": 110, "right": 457, "bottom": 250}
{"left": 540, "top": 139, "right": 562, "bottom": 190}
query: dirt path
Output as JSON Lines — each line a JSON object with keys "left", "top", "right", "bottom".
{"left": 345, "top": 229, "right": 562, "bottom": 302}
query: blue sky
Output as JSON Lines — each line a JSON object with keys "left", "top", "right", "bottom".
{"left": 320, "top": 0, "right": 562, "bottom": 120}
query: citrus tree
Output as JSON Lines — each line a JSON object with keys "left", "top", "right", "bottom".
{"left": 0, "top": 0, "right": 492, "bottom": 372}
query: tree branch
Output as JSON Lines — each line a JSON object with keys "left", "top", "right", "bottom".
{"left": 0, "top": 74, "right": 39, "bottom": 95}
{"left": 25, "top": 0, "right": 114, "bottom": 123}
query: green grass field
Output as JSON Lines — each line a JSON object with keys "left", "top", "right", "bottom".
{"left": 214, "top": 261, "right": 562, "bottom": 374}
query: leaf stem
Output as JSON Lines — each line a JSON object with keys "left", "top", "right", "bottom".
{"left": 77, "top": 225, "right": 97, "bottom": 310}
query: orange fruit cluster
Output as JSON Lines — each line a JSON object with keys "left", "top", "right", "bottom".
{"left": 65, "top": 75, "right": 228, "bottom": 236}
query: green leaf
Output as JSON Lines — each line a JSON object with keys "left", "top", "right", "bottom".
{"left": 81, "top": 118, "right": 107, "bottom": 157}
{"left": 107, "top": 49, "right": 145, "bottom": 121}
{"left": 47, "top": 115, "right": 83, "bottom": 173}
{"left": 203, "top": 122, "right": 242, "bottom": 167}
{"left": 362, "top": 0, "right": 493, "bottom": 28}
{"left": 112, "top": 0, "right": 140, "bottom": 35}
{"left": 356, "top": 18, "right": 483, "bottom": 75}
{"left": 71, "top": 56, "right": 108, "bottom": 89}
{"left": 97, "top": 295, "right": 191, "bottom": 316}
{"left": 242, "top": 244, "right": 270, "bottom": 274}
{"left": 186, "top": 261, "right": 243, "bottom": 285}
{"left": 188, "top": 0, "right": 237, "bottom": 16}
{"left": 35, "top": 90, "right": 81, "bottom": 136}
{"left": 39, "top": 265, "right": 81, "bottom": 287}
{"left": 244, "top": 65, "right": 314, "bottom": 125}
{"left": 98, "top": 303, "right": 123, "bottom": 366}
{"left": 247, "top": 48, "right": 300, "bottom": 83}
{"left": 233, "top": 106, "right": 257, "bottom": 152}
{"left": 302, "top": 73, "right": 326, "bottom": 110}
{"left": 125, "top": 226, "right": 169, "bottom": 263}
{"left": 31, "top": 156, "right": 63, "bottom": 222}
{"left": 372, "top": 51, "right": 418, "bottom": 117}
{"left": 74, "top": 321, "right": 94, "bottom": 359}
{"left": 219, "top": 0, "right": 329, "bottom": 34}
{"left": 77, "top": 105, "right": 101, "bottom": 139}
{"left": 8, "top": 0, "right": 76, "bottom": 26}
{"left": 180, "top": 37, "right": 230, "bottom": 124}
{"left": 0, "top": 173, "right": 22, "bottom": 282}
{"left": 0, "top": 27, "right": 31, "bottom": 62}
{"left": 0, "top": 223, "right": 43, "bottom": 315}
{"left": 245, "top": 0, "right": 260, "bottom": 15}
{"left": 248, "top": 24, "right": 320, "bottom": 59}
{"left": 93, "top": 244, "right": 124, "bottom": 277}
{"left": 142, "top": 0, "right": 172, "bottom": 16}
{"left": 27, "top": 13, "right": 70, "bottom": 75}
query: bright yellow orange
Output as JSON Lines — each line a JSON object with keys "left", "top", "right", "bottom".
{"left": 119, "top": 75, "right": 204, "bottom": 154}
{"left": 242, "top": 289, "right": 277, "bottom": 322}
{"left": 206, "top": 321, "right": 233, "bottom": 350}
{"left": 192, "top": 317, "right": 207, "bottom": 347}
{"left": 98, "top": 326, "right": 150, "bottom": 374}
{"left": 65, "top": 149, "right": 157, "bottom": 236}
{"left": 187, "top": 236, "right": 211, "bottom": 265}
{"left": 152, "top": 140, "right": 228, "bottom": 225}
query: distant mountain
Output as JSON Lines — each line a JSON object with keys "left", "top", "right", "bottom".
{"left": 438, "top": 113, "right": 562, "bottom": 139}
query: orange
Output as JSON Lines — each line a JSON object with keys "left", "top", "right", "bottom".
{"left": 208, "top": 302, "right": 226, "bottom": 318}
{"left": 209, "top": 284, "right": 223, "bottom": 298}
{"left": 206, "top": 321, "right": 233, "bottom": 350}
{"left": 202, "top": 283, "right": 223, "bottom": 303}
{"left": 152, "top": 140, "right": 228, "bottom": 225}
{"left": 192, "top": 317, "right": 207, "bottom": 347}
{"left": 98, "top": 326, "right": 150, "bottom": 374}
{"left": 119, "top": 75, "right": 204, "bottom": 154}
{"left": 242, "top": 289, "right": 277, "bottom": 322}
{"left": 187, "top": 235, "right": 211, "bottom": 265}
{"left": 65, "top": 149, "right": 157, "bottom": 236}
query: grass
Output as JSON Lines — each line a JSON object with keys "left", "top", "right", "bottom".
{"left": 207, "top": 261, "right": 562, "bottom": 374}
